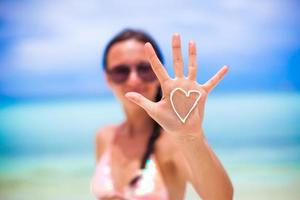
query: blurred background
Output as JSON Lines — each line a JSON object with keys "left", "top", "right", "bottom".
{"left": 0, "top": 0, "right": 299, "bottom": 199}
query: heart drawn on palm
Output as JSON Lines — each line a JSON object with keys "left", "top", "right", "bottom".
{"left": 170, "top": 88, "right": 202, "bottom": 123}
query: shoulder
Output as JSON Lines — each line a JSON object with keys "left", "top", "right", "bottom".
{"left": 156, "top": 130, "right": 190, "bottom": 174}
{"left": 155, "top": 130, "right": 188, "bottom": 192}
{"left": 94, "top": 124, "right": 118, "bottom": 161}
{"left": 95, "top": 124, "right": 117, "bottom": 143}
{"left": 155, "top": 130, "right": 182, "bottom": 163}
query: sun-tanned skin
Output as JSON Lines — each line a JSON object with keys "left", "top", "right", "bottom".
{"left": 95, "top": 34, "right": 233, "bottom": 200}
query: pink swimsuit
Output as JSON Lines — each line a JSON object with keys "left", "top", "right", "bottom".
{"left": 90, "top": 136, "right": 169, "bottom": 200}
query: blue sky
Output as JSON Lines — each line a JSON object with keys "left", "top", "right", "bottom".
{"left": 0, "top": 0, "right": 299, "bottom": 99}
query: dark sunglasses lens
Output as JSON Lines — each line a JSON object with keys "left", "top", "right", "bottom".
{"left": 137, "top": 63, "right": 157, "bottom": 82}
{"left": 108, "top": 65, "right": 130, "bottom": 84}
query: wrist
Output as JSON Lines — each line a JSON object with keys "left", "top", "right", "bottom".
{"left": 174, "top": 128, "right": 206, "bottom": 144}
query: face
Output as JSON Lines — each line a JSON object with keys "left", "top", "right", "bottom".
{"left": 105, "top": 39, "right": 160, "bottom": 108}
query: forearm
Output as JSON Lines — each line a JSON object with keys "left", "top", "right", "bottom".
{"left": 175, "top": 129, "right": 233, "bottom": 200}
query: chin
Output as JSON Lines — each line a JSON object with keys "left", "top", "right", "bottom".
{"left": 124, "top": 98, "right": 146, "bottom": 112}
{"left": 125, "top": 89, "right": 156, "bottom": 100}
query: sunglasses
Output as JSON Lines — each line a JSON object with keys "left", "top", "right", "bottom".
{"left": 106, "top": 62, "right": 157, "bottom": 84}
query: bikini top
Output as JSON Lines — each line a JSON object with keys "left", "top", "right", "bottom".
{"left": 90, "top": 134, "right": 169, "bottom": 200}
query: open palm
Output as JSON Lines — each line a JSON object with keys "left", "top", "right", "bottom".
{"left": 126, "top": 34, "right": 228, "bottom": 135}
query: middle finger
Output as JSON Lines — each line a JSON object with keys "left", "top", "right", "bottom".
{"left": 172, "top": 33, "right": 184, "bottom": 78}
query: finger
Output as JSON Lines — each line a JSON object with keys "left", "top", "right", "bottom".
{"left": 145, "top": 43, "right": 170, "bottom": 83}
{"left": 187, "top": 40, "right": 197, "bottom": 81}
{"left": 125, "top": 92, "right": 155, "bottom": 114}
{"left": 202, "top": 66, "right": 229, "bottom": 93}
{"left": 172, "top": 33, "right": 184, "bottom": 78}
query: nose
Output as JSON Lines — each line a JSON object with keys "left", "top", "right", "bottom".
{"left": 126, "top": 69, "right": 142, "bottom": 86}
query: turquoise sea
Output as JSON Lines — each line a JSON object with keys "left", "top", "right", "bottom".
{"left": 0, "top": 92, "right": 300, "bottom": 200}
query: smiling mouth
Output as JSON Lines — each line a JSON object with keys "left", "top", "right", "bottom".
{"left": 126, "top": 88, "right": 146, "bottom": 93}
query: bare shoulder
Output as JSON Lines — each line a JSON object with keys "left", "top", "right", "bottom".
{"left": 156, "top": 130, "right": 182, "bottom": 163}
{"left": 156, "top": 130, "right": 188, "bottom": 196}
{"left": 95, "top": 124, "right": 117, "bottom": 143}
{"left": 94, "top": 124, "right": 118, "bottom": 161}
{"left": 156, "top": 130, "right": 190, "bottom": 172}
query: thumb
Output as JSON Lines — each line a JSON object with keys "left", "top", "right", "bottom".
{"left": 125, "top": 92, "right": 155, "bottom": 114}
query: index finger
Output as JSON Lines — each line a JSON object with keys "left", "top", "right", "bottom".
{"left": 145, "top": 42, "right": 170, "bottom": 83}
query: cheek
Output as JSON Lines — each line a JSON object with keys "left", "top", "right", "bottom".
{"left": 147, "top": 82, "right": 161, "bottom": 100}
{"left": 109, "top": 80, "right": 160, "bottom": 102}
{"left": 111, "top": 85, "right": 127, "bottom": 99}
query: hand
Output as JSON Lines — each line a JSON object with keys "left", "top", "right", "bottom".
{"left": 126, "top": 33, "right": 228, "bottom": 137}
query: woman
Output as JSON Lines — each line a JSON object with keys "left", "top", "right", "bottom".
{"left": 91, "top": 29, "right": 233, "bottom": 200}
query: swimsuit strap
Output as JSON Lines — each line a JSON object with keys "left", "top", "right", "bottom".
{"left": 91, "top": 124, "right": 169, "bottom": 199}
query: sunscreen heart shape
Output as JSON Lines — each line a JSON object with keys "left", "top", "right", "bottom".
{"left": 170, "top": 88, "right": 202, "bottom": 123}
